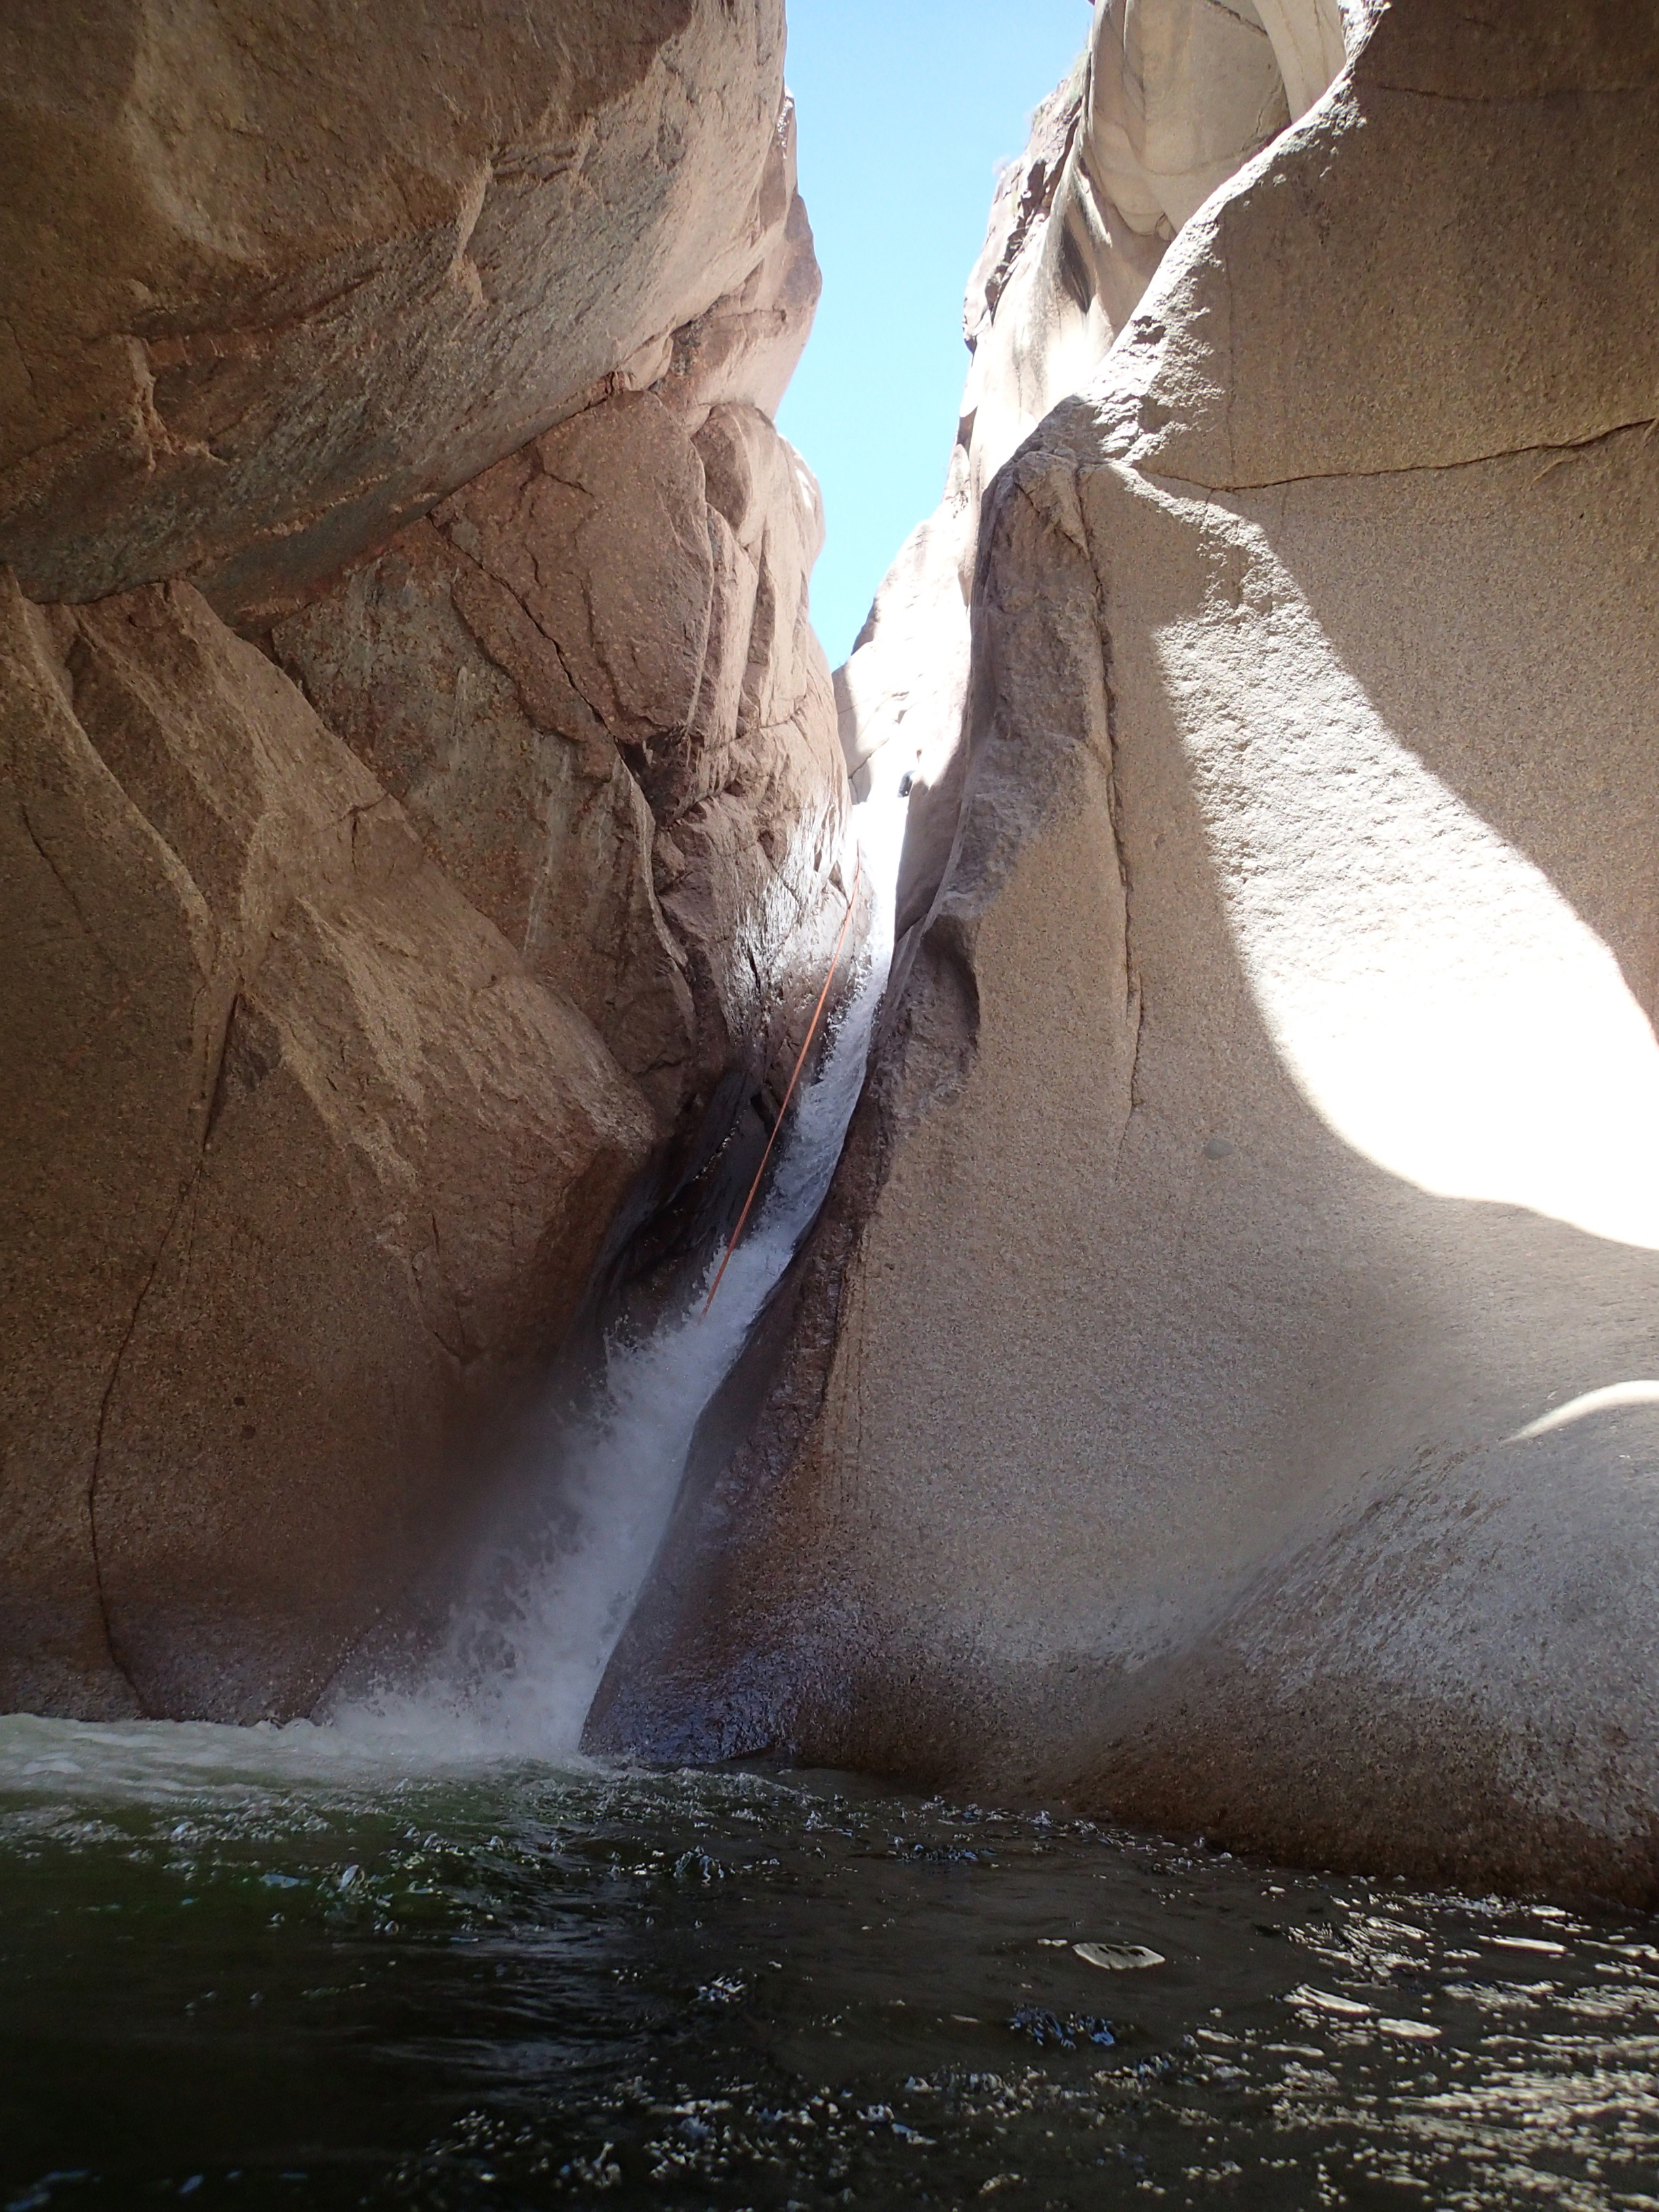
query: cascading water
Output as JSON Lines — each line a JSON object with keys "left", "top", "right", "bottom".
{"left": 5, "top": 804, "right": 1656, "bottom": 2212}
{"left": 331, "top": 786, "right": 909, "bottom": 1761}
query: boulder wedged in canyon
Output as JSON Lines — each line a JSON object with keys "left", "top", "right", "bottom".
{"left": 0, "top": 0, "right": 801, "bottom": 625}
{"left": 272, "top": 383, "right": 849, "bottom": 1145}
{"left": 592, "top": 0, "right": 1659, "bottom": 1902}
{"left": 1, "top": 0, "right": 856, "bottom": 1721}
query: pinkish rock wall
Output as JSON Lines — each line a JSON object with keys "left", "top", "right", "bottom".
{"left": 272, "top": 382, "right": 848, "bottom": 1147}
{"left": 0, "top": 0, "right": 855, "bottom": 1722}
{"left": 0, "top": 0, "right": 802, "bottom": 623}
{"left": 591, "top": 0, "right": 1659, "bottom": 1907}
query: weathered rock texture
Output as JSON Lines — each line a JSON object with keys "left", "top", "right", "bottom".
{"left": 594, "top": 0, "right": 1659, "bottom": 1904}
{"left": 1, "top": 0, "right": 853, "bottom": 1721}
{"left": 0, "top": 0, "right": 803, "bottom": 626}
{"left": 272, "top": 382, "right": 848, "bottom": 1145}
{"left": 1, "top": 574, "right": 651, "bottom": 1720}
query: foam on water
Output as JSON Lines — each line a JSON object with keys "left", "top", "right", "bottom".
{"left": 0, "top": 1708, "right": 455, "bottom": 1803}
{"left": 1, "top": 1727, "right": 1656, "bottom": 2212}
{"left": 325, "top": 787, "right": 909, "bottom": 1764}
{"left": 3, "top": 771, "right": 1658, "bottom": 2205}
{"left": 0, "top": 791, "right": 903, "bottom": 1811}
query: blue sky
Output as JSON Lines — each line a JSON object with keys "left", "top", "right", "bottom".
{"left": 777, "top": 0, "right": 1094, "bottom": 668}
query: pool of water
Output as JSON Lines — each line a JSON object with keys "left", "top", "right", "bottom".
{"left": 1, "top": 1713, "right": 1656, "bottom": 2211}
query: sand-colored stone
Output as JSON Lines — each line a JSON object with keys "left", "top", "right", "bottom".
{"left": 274, "top": 389, "right": 852, "bottom": 1139}
{"left": 838, "top": 0, "right": 1353, "bottom": 949}
{"left": 0, "top": 0, "right": 796, "bottom": 625}
{"left": 1101, "top": 0, "right": 1659, "bottom": 489}
{"left": 0, "top": 574, "right": 651, "bottom": 1722}
{"left": 0, "top": 0, "right": 858, "bottom": 1729}
{"left": 594, "top": 0, "right": 1659, "bottom": 1902}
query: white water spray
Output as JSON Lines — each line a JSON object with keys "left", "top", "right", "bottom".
{"left": 333, "top": 791, "right": 906, "bottom": 1761}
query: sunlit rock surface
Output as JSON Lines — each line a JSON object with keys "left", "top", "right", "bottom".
{"left": 838, "top": 0, "right": 1357, "bottom": 941}
{"left": 594, "top": 0, "right": 1659, "bottom": 1902}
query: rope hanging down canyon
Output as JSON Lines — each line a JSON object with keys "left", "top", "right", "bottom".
{"left": 701, "top": 847, "right": 863, "bottom": 1318}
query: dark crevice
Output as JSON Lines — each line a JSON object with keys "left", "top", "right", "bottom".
{"left": 1141, "top": 412, "right": 1659, "bottom": 497}
{"left": 1370, "top": 77, "right": 1655, "bottom": 104}
{"left": 87, "top": 1166, "right": 205, "bottom": 1720}
{"left": 19, "top": 808, "right": 120, "bottom": 980}
{"left": 1103, "top": 640, "right": 1145, "bottom": 1176}
{"left": 88, "top": 985, "right": 247, "bottom": 1711}
{"left": 1071, "top": 455, "right": 1144, "bottom": 1177}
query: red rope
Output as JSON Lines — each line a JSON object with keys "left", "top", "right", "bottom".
{"left": 701, "top": 849, "right": 863, "bottom": 1319}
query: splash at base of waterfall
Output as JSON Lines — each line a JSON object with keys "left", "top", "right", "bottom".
{"left": 328, "top": 790, "right": 907, "bottom": 1762}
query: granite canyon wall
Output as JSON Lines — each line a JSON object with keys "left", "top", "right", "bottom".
{"left": 593, "top": 0, "right": 1659, "bottom": 1905}
{"left": 0, "top": 0, "right": 856, "bottom": 1723}
{"left": 10, "top": 0, "right": 1659, "bottom": 1910}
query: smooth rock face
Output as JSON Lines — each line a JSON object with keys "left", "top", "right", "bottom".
{"left": 0, "top": 576, "right": 651, "bottom": 1721}
{"left": 838, "top": 0, "right": 1351, "bottom": 943}
{"left": 0, "top": 0, "right": 794, "bottom": 624}
{"left": 594, "top": 0, "right": 1659, "bottom": 1901}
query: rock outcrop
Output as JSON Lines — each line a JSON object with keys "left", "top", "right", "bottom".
{"left": 593, "top": 0, "right": 1659, "bottom": 1904}
{"left": 1, "top": 0, "right": 854, "bottom": 1721}
{"left": 1, "top": 576, "right": 651, "bottom": 1721}
{"left": 272, "top": 382, "right": 847, "bottom": 1147}
{"left": 838, "top": 0, "right": 1352, "bottom": 937}
{"left": 0, "top": 0, "right": 802, "bottom": 626}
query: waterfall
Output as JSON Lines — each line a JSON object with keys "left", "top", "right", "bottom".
{"left": 332, "top": 786, "right": 906, "bottom": 1761}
